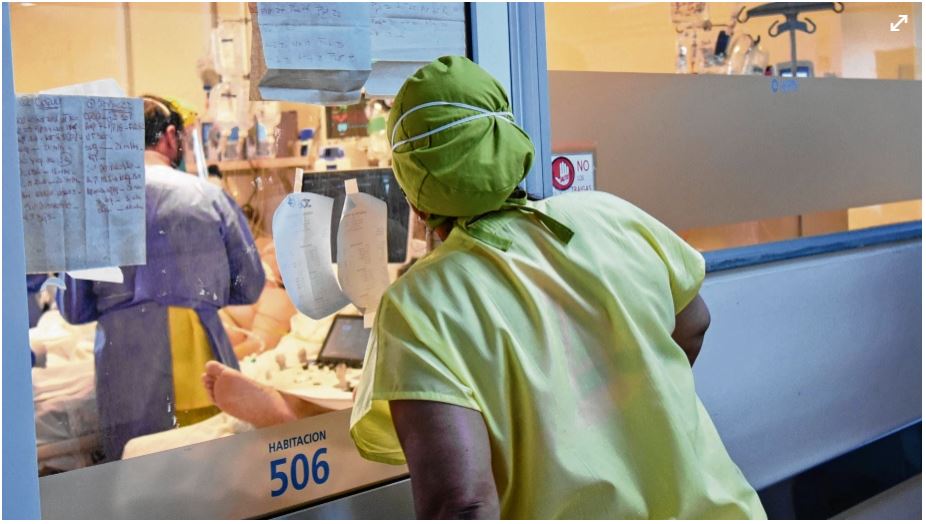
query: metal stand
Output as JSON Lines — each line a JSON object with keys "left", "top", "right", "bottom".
{"left": 737, "top": 2, "right": 844, "bottom": 75}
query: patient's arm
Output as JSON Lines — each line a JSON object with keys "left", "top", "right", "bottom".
{"left": 220, "top": 307, "right": 252, "bottom": 346}
{"left": 232, "top": 287, "right": 296, "bottom": 359}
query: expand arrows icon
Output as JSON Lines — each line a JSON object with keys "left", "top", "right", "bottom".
{"left": 890, "top": 14, "right": 908, "bottom": 32}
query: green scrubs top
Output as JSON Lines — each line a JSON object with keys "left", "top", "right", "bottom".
{"left": 350, "top": 191, "right": 766, "bottom": 519}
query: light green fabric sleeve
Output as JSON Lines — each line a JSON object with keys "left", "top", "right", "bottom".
{"left": 350, "top": 292, "right": 480, "bottom": 465}
{"left": 632, "top": 208, "right": 706, "bottom": 314}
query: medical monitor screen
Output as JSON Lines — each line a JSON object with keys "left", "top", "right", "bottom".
{"left": 317, "top": 315, "right": 371, "bottom": 367}
{"left": 301, "top": 168, "right": 410, "bottom": 262}
{"left": 325, "top": 103, "right": 369, "bottom": 139}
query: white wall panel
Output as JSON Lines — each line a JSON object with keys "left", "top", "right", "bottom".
{"left": 696, "top": 240, "right": 922, "bottom": 489}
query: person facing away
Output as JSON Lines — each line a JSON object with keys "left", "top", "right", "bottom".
{"left": 349, "top": 56, "right": 766, "bottom": 519}
{"left": 58, "top": 95, "right": 264, "bottom": 461}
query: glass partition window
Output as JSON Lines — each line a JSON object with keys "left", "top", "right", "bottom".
{"left": 545, "top": 2, "right": 921, "bottom": 252}
{"left": 12, "top": 1, "right": 460, "bottom": 492}
{"left": 547, "top": 2, "right": 922, "bottom": 79}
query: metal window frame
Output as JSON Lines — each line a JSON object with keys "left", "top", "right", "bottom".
{"left": 2, "top": 3, "right": 42, "bottom": 519}
{"left": 507, "top": 2, "right": 552, "bottom": 198}
{"left": 469, "top": 2, "right": 552, "bottom": 198}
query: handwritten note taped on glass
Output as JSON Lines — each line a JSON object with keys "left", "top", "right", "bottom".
{"left": 273, "top": 193, "right": 350, "bottom": 320}
{"left": 371, "top": 3, "right": 466, "bottom": 62}
{"left": 252, "top": 2, "right": 372, "bottom": 104}
{"left": 336, "top": 188, "right": 390, "bottom": 315}
{"left": 366, "top": 3, "right": 466, "bottom": 97}
{"left": 251, "top": 2, "right": 466, "bottom": 102}
{"left": 16, "top": 95, "right": 146, "bottom": 274}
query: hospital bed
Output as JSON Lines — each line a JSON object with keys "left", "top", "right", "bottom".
{"left": 30, "top": 310, "right": 101, "bottom": 474}
{"left": 122, "top": 308, "right": 366, "bottom": 460}
{"left": 32, "top": 300, "right": 367, "bottom": 470}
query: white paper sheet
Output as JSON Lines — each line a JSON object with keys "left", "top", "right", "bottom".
{"left": 41, "top": 81, "right": 129, "bottom": 284}
{"left": 261, "top": 24, "right": 371, "bottom": 74}
{"left": 371, "top": 16, "right": 466, "bottom": 62}
{"left": 365, "top": 61, "right": 428, "bottom": 98}
{"left": 273, "top": 193, "right": 350, "bottom": 320}
{"left": 251, "top": 3, "right": 465, "bottom": 101}
{"left": 258, "top": 86, "right": 364, "bottom": 106}
{"left": 256, "top": 2, "right": 369, "bottom": 26}
{"left": 336, "top": 184, "right": 390, "bottom": 316}
{"left": 17, "top": 95, "right": 146, "bottom": 273}
{"left": 40, "top": 78, "right": 126, "bottom": 97}
{"left": 252, "top": 3, "right": 372, "bottom": 105}
{"left": 371, "top": 2, "right": 466, "bottom": 22}
{"left": 67, "top": 267, "right": 124, "bottom": 284}
{"left": 367, "top": 3, "right": 466, "bottom": 97}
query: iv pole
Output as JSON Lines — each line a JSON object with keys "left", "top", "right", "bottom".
{"left": 736, "top": 2, "right": 844, "bottom": 75}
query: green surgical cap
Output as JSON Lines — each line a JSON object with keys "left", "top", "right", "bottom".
{"left": 388, "top": 56, "right": 535, "bottom": 218}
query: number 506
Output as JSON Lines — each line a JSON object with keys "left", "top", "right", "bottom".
{"left": 270, "top": 447, "right": 330, "bottom": 497}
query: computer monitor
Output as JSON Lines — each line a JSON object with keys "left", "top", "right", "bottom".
{"left": 317, "top": 315, "right": 372, "bottom": 367}
{"left": 300, "top": 167, "right": 410, "bottom": 263}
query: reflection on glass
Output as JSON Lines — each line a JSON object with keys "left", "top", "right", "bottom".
{"left": 12, "top": 1, "right": 443, "bottom": 477}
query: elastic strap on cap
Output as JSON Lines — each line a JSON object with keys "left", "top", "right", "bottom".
{"left": 391, "top": 101, "right": 516, "bottom": 152}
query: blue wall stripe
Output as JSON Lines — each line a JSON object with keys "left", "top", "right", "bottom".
{"left": 705, "top": 221, "right": 922, "bottom": 273}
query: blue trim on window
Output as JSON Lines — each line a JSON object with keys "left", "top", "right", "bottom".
{"left": 2, "top": 3, "right": 42, "bottom": 518}
{"left": 507, "top": 2, "right": 552, "bottom": 199}
{"left": 705, "top": 221, "right": 922, "bottom": 273}
{"left": 758, "top": 420, "right": 921, "bottom": 519}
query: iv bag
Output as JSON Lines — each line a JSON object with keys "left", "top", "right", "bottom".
{"left": 212, "top": 21, "right": 247, "bottom": 78}
{"left": 210, "top": 81, "right": 248, "bottom": 127}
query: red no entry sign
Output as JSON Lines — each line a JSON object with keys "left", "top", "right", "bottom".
{"left": 551, "top": 156, "right": 575, "bottom": 191}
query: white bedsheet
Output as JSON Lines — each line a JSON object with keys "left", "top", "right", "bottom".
{"left": 121, "top": 309, "right": 361, "bottom": 459}
{"left": 31, "top": 309, "right": 99, "bottom": 472}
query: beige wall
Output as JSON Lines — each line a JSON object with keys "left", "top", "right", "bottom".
{"left": 849, "top": 199, "right": 922, "bottom": 229}
{"left": 10, "top": 3, "right": 129, "bottom": 93}
{"left": 10, "top": 2, "right": 215, "bottom": 113}
{"left": 841, "top": 3, "right": 920, "bottom": 79}
{"left": 126, "top": 3, "right": 213, "bottom": 110}
{"left": 546, "top": 3, "right": 678, "bottom": 74}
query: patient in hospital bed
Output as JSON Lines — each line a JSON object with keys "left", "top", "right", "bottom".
{"left": 120, "top": 255, "right": 407, "bottom": 460}
{"left": 121, "top": 309, "right": 362, "bottom": 460}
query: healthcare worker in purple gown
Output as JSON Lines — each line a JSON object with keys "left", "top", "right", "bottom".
{"left": 58, "top": 95, "right": 264, "bottom": 461}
